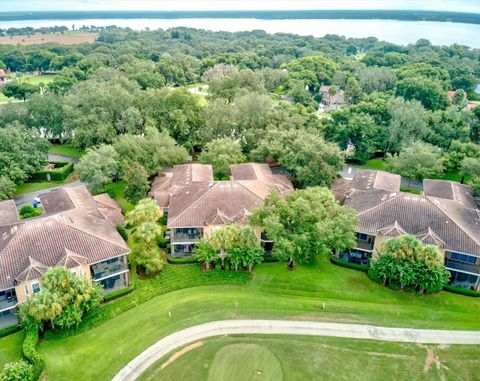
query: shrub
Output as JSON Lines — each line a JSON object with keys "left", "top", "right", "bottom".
{"left": 158, "top": 214, "right": 168, "bottom": 225}
{"left": 167, "top": 255, "right": 198, "bottom": 264}
{"left": 0, "top": 360, "right": 34, "bottom": 381}
{"left": 22, "top": 328, "right": 44, "bottom": 380}
{"left": 330, "top": 256, "right": 369, "bottom": 272}
{"left": 103, "top": 285, "right": 135, "bottom": 302}
{"left": 30, "top": 161, "right": 74, "bottom": 182}
{"left": 116, "top": 224, "right": 128, "bottom": 242}
{"left": 444, "top": 285, "right": 480, "bottom": 297}
{"left": 156, "top": 234, "right": 168, "bottom": 248}
{"left": 19, "top": 206, "right": 42, "bottom": 220}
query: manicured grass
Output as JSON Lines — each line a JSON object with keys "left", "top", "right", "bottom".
{"left": 0, "top": 92, "right": 14, "bottom": 102}
{"left": 353, "top": 159, "right": 468, "bottom": 184}
{"left": 23, "top": 74, "right": 56, "bottom": 85}
{"left": 352, "top": 158, "right": 386, "bottom": 171}
{"left": 0, "top": 332, "right": 24, "bottom": 368}
{"left": 399, "top": 186, "right": 421, "bottom": 195}
{"left": 139, "top": 335, "right": 480, "bottom": 381}
{"left": 14, "top": 180, "right": 64, "bottom": 196}
{"left": 48, "top": 144, "right": 85, "bottom": 158}
{"left": 104, "top": 181, "right": 134, "bottom": 213}
{"left": 37, "top": 257, "right": 480, "bottom": 381}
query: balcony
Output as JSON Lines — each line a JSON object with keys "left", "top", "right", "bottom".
{"left": 0, "top": 297, "right": 18, "bottom": 312}
{"left": 355, "top": 239, "right": 374, "bottom": 251}
{"left": 171, "top": 228, "right": 203, "bottom": 243}
{"left": 445, "top": 259, "right": 480, "bottom": 275}
{"left": 91, "top": 259, "right": 127, "bottom": 280}
{"left": 172, "top": 243, "right": 195, "bottom": 258}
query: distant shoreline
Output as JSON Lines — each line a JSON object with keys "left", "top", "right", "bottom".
{"left": 0, "top": 10, "right": 479, "bottom": 25}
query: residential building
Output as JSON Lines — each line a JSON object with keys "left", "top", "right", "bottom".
{"left": 150, "top": 163, "right": 293, "bottom": 257}
{"left": 319, "top": 84, "right": 346, "bottom": 111}
{"left": 0, "top": 186, "right": 130, "bottom": 329}
{"left": 332, "top": 170, "right": 480, "bottom": 291}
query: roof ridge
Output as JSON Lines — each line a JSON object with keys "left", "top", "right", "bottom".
{"left": 237, "top": 180, "right": 271, "bottom": 201}
{"left": 357, "top": 192, "right": 404, "bottom": 216}
{"left": 54, "top": 216, "right": 129, "bottom": 252}
{"left": 167, "top": 183, "right": 218, "bottom": 227}
{"left": 426, "top": 196, "right": 480, "bottom": 247}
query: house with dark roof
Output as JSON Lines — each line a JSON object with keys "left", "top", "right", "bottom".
{"left": 333, "top": 169, "right": 480, "bottom": 291}
{"left": 150, "top": 163, "right": 293, "bottom": 257}
{"left": 0, "top": 186, "right": 130, "bottom": 328}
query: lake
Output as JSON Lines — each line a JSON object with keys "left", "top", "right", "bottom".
{"left": 2, "top": 18, "right": 479, "bottom": 48}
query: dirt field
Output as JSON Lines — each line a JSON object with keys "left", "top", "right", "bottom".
{"left": 0, "top": 33, "right": 97, "bottom": 45}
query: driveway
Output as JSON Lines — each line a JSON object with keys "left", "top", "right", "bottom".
{"left": 112, "top": 319, "right": 480, "bottom": 381}
{"left": 14, "top": 180, "right": 83, "bottom": 207}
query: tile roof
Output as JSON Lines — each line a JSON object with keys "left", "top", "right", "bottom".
{"left": 0, "top": 200, "right": 19, "bottom": 227}
{"left": 340, "top": 170, "right": 480, "bottom": 256}
{"left": 0, "top": 186, "right": 129, "bottom": 291}
{"left": 166, "top": 163, "right": 293, "bottom": 228}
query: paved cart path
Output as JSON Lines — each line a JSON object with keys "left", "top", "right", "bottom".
{"left": 112, "top": 319, "right": 480, "bottom": 381}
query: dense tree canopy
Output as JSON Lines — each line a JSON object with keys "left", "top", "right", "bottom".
{"left": 250, "top": 188, "right": 357, "bottom": 269}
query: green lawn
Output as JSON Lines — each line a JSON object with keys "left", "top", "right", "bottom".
{"left": 14, "top": 180, "right": 65, "bottom": 196}
{"left": 0, "top": 92, "right": 14, "bottom": 102}
{"left": 23, "top": 74, "right": 56, "bottom": 86}
{"left": 105, "top": 181, "right": 134, "bottom": 213}
{"left": 139, "top": 335, "right": 480, "bottom": 381}
{"left": 31, "top": 257, "right": 479, "bottom": 381}
{"left": 48, "top": 144, "right": 85, "bottom": 158}
{"left": 0, "top": 332, "right": 23, "bottom": 368}
{"left": 352, "top": 159, "right": 468, "bottom": 184}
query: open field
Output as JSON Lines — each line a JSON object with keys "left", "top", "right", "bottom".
{"left": 7, "top": 256, "right": 474, "bottom": 380}
{"left": 139, "top": 335, "right": 480, "bottom": 381}
{"left": 0, "top": 33, "right": 97, "bottom": 46}
{"left": 23, "top": 74, "right": 56, "bottom": 85}
{"left": 14, "top": 180, "right": 66, "bottom": 196}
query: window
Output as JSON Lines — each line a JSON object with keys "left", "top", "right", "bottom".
{"left": 450, "top": 252, "right": 477, "bottom": 264}
{"left": 32, "top": 283, "right": 41, "bottom": 294}
{"left": 357, "top": 233, "right": 368, "bottom": 241}
{"left": 24, "top": 285, "right": 29, "bottom": 296}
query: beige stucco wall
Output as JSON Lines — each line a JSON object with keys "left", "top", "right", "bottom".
{"left": 14, "top": 264, "right": 91, "bottom": 304}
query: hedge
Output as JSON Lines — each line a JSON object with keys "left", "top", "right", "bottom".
{"left": 30, "top": 161, "right": 74, "bottom": 182}
{"left": 0, "top": 324, "right": 20, "bottom": 339}
{"left": 330, "top": 256, "right": 369, "bottom": 272}
{"left": 45, "top": 265, "right": 250, "bottom": 340}
{"left": 444, "top": 284, "right": 480, "bottom": 297}
{"left": 167, "top": 255, "right": 198, "bottom": 264}
{"left": 22, "top": 328, "right": 44, "bottom": 381}
{"left": 103, "top": 285, "right": 135, "bottom": 302}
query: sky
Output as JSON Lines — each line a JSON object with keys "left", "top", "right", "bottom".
{"left": 1, "top": 1, "right": 479, "bottom": 13}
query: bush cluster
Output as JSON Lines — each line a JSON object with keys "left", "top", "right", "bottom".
{"left": 167, "top": 255, "right": 198, "bottom": 264}
{"left": 444, "top": 284, "right": 480, "bottom": 297}
{"left": 330, "top": 256, "right": 369, "bottom": 272}
{"left": 19, "top": 205, "right": 42, "bottom": 219}
{"left": 22, "top": 328, "right": 44, "bottom": 380}
{"left": 30, "top": 161, "right": 74, "bottom": 182}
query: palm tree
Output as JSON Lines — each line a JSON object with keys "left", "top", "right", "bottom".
{"left": 134, "top": 221, "right": 162, "bottom": 250}
{"left": 126, "top": 198, "right": 163, "bottom": 227}
{"left": 193, "top": 239, "right": 218, "bottom": 270}
{"left": 27, "top": 291, "right": 63, "bottom": 329}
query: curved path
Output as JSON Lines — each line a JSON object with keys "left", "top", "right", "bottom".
{"left": 112, "top": 319, "right": 480, "bottom": 381}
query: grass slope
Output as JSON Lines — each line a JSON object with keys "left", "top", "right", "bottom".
{"left": 36, "top": 257, "right": 479, "bottom": 381}
{"left": 48, "top": 145, "right": 85, "bottom": 158}
{"left": 105, "top": 181, "right": 134, "bottom": 213}
{"left": 0, "top": 332, "right": 24, "bottom": 368}
{"left": 139, "top": 335, "right": 480, "bottom": 381}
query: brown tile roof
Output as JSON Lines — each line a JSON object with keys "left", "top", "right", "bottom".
{"left": 0, "top": 186, "right": 129, "bottom": 291}
{"left": 0, "top": 200, "right": 19, "bottom": 227}
{"left": 166, "top": 163, "right": 293, "bottom": 228}
{"left": 40, "top": 189, "right": 76, "bottom": 214}
{"left": 93, "top": 193, "right": 122, "bottom": 211}
{"left": 342, "top": 170, "right": 480, "bottom": 256}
